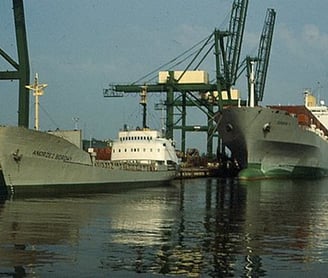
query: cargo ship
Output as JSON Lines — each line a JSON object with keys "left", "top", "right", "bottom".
{"left": 0, "top": 125, "right": 179, "bottom": 191}
{"left": 0, "top": 74, "right": 179, "bottom": 192}
{"left": 216, "top": 91, "right": 328, "bottom": 179}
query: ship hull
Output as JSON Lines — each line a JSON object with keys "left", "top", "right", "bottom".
{"left": 216, "top": 106, "right": 328, "bottom": 179}
{"left": 0, "top": 126, "right": 176, "bottom": 189}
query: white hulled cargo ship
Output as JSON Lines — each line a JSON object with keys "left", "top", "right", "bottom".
{"left": 216, "top": 92, "right": 328, "bottom": 179}
{"left": 0, "top": 75, "right": 179, "bottom": 191}
{"left": 0, "top": 125, "right": 179, "bottom": 190}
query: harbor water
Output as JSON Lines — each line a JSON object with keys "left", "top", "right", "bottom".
{"left": 1, "top": 178, "right": 328, "bottom": 277}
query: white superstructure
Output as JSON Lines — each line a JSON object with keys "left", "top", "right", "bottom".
{"left": 305, "top": 91, "right": 328, "bottom": 130}
{"left": 111, "top": 128, "right": 179, "bottom": 169}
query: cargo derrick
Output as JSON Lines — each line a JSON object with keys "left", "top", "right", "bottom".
{"left": 104, "top": 0, "right": 248, "bottom": 160}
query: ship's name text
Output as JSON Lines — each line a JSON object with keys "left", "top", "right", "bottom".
{"left": 277, "top": 121, "right": 289, "bottom": 126}
{"left": 32, "top": 150, "right": 72, "bottom": 161}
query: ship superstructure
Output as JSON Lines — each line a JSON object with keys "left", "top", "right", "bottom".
{"left": 111, "top": 128, "right": 178, "bottom": 171}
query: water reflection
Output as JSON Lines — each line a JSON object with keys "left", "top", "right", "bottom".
{"left": 0, "top": 178, "right": 328, "bottom": 276}
{"left": 241, "top": 179, "right": 328, "bottom": 263}
{"left": 0, "top": 192, "right": 90, "bottom": 276}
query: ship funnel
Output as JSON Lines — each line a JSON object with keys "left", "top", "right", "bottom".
{"left": 304, "top": 91, "right": 316, "bottom": 107}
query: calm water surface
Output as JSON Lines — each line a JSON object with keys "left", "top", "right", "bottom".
{"left": 1, "top": 178, "right": 328, "bottom": 277}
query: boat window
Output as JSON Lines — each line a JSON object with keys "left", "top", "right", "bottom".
{"left": 131, "top": 148, "right": 133, "bottom": 152}
{"left": 150, "top": 148, "right": 152, "bottom": 152}
{"left": 118, "top": 149, "right": 121, "bottom": 152}
{"left": 125, "top": 149, "right": 127, "bottom": 152}
{"left": 163, "top": 143, "right": 166, "bottom": 146}
{"left": 157, "top": 149, "right": 160, "bottom": 152}
{"left": 143, "top": 148, "right": 146, "bottom": 152}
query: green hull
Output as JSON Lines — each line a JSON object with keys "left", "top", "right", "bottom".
{"left": 239, "top": 163, "right": 328, "bottom": 180}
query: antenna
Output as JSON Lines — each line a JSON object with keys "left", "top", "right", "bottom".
{"left": 72, "top": 117, "right": 80, "bottom": 130}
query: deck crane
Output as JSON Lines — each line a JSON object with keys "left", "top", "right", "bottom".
{"left": 247, "top": 8, "right": 276, "bottom": 106}
{"left": 103, "top": 0, "right": 249, "bottom": 157}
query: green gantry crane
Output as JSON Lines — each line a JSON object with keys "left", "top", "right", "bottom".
{"left": 254, "top": 8, "right": 276, "bottom": 104}
{"left": 0, "top": 0, "right": 30, "bottom": 127}
{"left": 104, "top": 0, "right": 249, "bottom": 158}
{"left": 243, "top": 8, "right": 276, "bottom": 106}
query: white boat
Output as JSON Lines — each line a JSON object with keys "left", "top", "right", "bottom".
{"left": 216, "top": 92, "right": 328, "bottom": 179}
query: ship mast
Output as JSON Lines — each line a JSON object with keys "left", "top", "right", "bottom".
{"left": 249, "top": 60, "right": 255, "bottom": 107}
{"left": 140, "top": 85, "right": 147, "bottom": 129}
{"left": 25, "top": 73, "right": 48, "bottom": 130}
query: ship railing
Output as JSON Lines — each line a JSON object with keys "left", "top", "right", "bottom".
{"left": 118, "top": 161, "right": 157, "bottom": 171}
{"left": 304, "top": 125, "right": 328, "bottom": 140}
{"left": 94, "top": 160, "right": 114, "bottom": 169}
{"left": 94, "top": 159, "right": 177, "bottom": 171}
{"left": 94, "top": 160, "right": 166, "bottom": 171}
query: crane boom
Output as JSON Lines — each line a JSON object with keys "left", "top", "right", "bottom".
{"left": 225, "top": 0, "right": 248, "bottom": 86}
{"left": 255, "top": 8, "right": 276, "bottom": 102}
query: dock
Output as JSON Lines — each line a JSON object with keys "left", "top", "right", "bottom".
{"left": 178, "top": 167, "right": 220, "bottom": 179}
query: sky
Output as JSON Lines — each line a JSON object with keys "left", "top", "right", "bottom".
{"left": 1, "top": 0, "right": 328, "bottom": 153}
